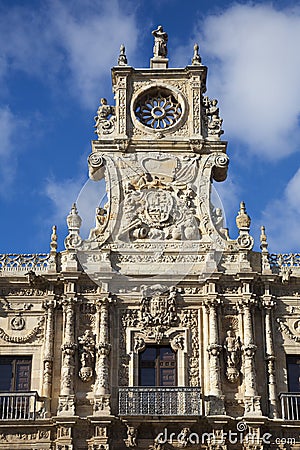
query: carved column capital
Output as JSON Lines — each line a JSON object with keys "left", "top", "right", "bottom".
{"left": 261, "top": 295, "right": 276, "bottom": 309}
{"left": 238, "top": 296, "right": 257, "bottom": 311}
{"left": 204, "top": 296, "right": 222, "bottom": 310}
{"left": 243, "top": 343, "right": 257, "bottom": 358}
{"left": 207, "top": 343, "right": 222, "bottom": 357}
{"left": 97, "top": 342, "right": 111, "bottom": 356}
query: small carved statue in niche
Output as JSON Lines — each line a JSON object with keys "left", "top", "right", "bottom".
{"left": 78, "top": 330, "right": 95, "bottom": 382}
{"left": 125, "top": 426, "right": 137, "bottom": 447}
{"left": 152, "top": 25, "right": 168, "bottom": 58}
{"left": 223, "top": 329, "right": 242, "bottom": 383}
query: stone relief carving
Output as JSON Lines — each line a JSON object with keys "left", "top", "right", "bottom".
{"left": 119, "top": 155, "right": 200, "bottom": 242}
{"left": 171, "top": 334, "right": 185, "bottom": 350}
{"left": 125, "top": 426, "right": 138, "bottom": 447}
{"left": 180, "top": 309, "right": 199, "bottom": 386}
{"left": 94, "top": 98, "right": 116, "bottom": 137}
{"left": 10, "top": 315, "right": 25, "bottom": 330}
{"left": 78, "top": 330, "right": 95, "bottom": 382}
{"left": 0, "top": 316, "right": 44, "bottom": 343}
{"left": 0, "top": 299, "right": 33, "bottom": 310}
{"left": 57, "top": 395, "right": 75, "bottom": 416}
{"left": 139, "top": 285, "right": 179, "bottom": 329}
{"left": 277, "top": 317, "right": 300, "bottom": 342}
{"left": 133, "top": 336, "right": 145, "bottom": 353}
{"left": 223, "top": 329, "right": 242, "bottom": 383}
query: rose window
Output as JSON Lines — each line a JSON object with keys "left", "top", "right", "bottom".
{"left": 135, "top": 89, "right": 182, "bottom": 129}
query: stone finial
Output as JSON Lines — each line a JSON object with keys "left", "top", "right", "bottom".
{"left": 192, "top": 43, "right": 202, "bottom": 65}
{"left": 64, "top": 203, "right": 82, "bottom": 250}
{"left": 50, "top": 225, "right": 58, "bottom": 254}
{"left": 67, "top": 203, "right": 82, "bottom": 233}
{"left": 260, "top": 226, "right": 268, "bottom": 252}
{"left": 118, "top": 44, "right": 128, "bottom": 66}
{"left": 236, "top": 201, "right": 251, "bottom": 230}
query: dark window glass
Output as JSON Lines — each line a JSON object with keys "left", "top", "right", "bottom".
{"left": 287, "top": 356, "right": 300, "bottom": 392}
{"left": 0, "top": 357, "right": 32, "bottom": 392}
{"left": 139, "top": 345, "right": 176, "bottom": 386}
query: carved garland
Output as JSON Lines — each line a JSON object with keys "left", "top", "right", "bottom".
{"left": 0, "top": 317, "right": 45, "bottom": 343}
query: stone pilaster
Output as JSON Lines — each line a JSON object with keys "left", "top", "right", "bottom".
{"left": 57, "top": 292, "right": 77, "bottom": 416}
{"left": 42, "top": 296, "right": 56, "bottom": 416}
{"left": 239, "top": 286, "right": 261, "bottom": 416}
{"left": 205, "top": 283, "right": 225, "bottom": 415}
{"left": 262, "top": 293, "right": 278, "bottom": 418}
{"left": 93, "top": 296, "right": 112, "bottom": 415}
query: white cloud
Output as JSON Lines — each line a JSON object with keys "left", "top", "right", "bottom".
{"left": 175, "top": 4, "right": 300, "bottom": 160}
{"left": 0, "top": 106, "right": 28, "bottom": 194}
{"left": 261, "top": 167, "right": 300, "bottom": 252}
{"left": 213, "top": 177, "right": 241, "bottom": 229}
{"left": 45, "top": 176, "right": 107, "bottom": 239}
{"left": 52, "top": 1, "right": 138, "bottom": 108}
{"left": 0, "top": 106, "right": 14, "bottom": 157}
{"left": 0, "top": 0, "right": 138, "bottom": 108}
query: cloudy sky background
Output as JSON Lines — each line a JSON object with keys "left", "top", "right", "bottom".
{"left": 0, "top": 0, "right": 300, "bottom": 253}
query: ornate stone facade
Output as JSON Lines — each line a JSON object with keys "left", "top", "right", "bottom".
{"left": 0, "top": 25, "right": 299, "bottom": 450}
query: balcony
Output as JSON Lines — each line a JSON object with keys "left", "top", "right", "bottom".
{"left": 279, "top": 393, "right": 300, "bottom": 420}
{"left": 119, "top": 387, "right": 202, "bottom": 416}
{"left": 0, "top": 392, "right": 42, "bottom": 420}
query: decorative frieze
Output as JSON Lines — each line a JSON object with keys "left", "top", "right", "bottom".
{"left": 0, "top": 316, "right": 44, "bottom": 343}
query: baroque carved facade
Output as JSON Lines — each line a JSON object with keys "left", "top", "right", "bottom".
{"left": 0, "top": 26, "right": 300, "bottom": 450}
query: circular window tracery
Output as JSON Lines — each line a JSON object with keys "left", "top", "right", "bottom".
{"left": 134, "top": 89, "right": 182, "bottom": 130}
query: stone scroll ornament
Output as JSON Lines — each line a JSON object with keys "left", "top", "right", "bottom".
{"left": 223, "top": 329, "right": 242, "bottom": 383}
{"left": 78, "top": 330, "right": 95, "bottom": 382}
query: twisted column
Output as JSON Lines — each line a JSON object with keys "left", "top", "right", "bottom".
{"left": 263, "top": 295, "right": 278, "bottom": 418}
{"left": 240, "top": 290, "right": 261, "bottom": 415}
{"left": 93, "top": 296, "right": 112, "bottom": 414}
{"left": 57, "top": 296, "right": 77, "bottom": 416}
{"left": 205, "top": 288, "right": 225, "bottom": 414}
{"left": 42, "top": 297, "right": 56, "bottom": 415}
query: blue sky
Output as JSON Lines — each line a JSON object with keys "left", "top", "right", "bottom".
{"left": 1, "top": 0, "right": 300, "bottom": 254}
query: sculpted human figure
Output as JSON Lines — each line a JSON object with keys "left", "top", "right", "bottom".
{"left": 152, "top": 25, "right": 168, "bottom": 57}
{"left": 78, "top": 330, "right": 95, "bottom": 381}
{"left": 95, "top": 98, "right": 115, "bottom": 121}
{"left": 126, "top": 426, "right": 137, "bottom": 447}
{"left": 224, "top": 329, "right": 241, "bottom": 368}
{"left": 94, "top": 97, "right": 116, "bottom": 136}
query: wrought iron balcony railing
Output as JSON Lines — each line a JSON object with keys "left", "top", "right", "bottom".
{"left": 119, "top": 386, "right": 202, "bottom": 416}
{"left": 279, "top": 393, "right": 300, "bottom": 420}
{"left": 0, "top": 392, "right": 42, "bottom": 420}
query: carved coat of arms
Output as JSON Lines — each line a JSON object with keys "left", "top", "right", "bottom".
{"left": 144, "top": 190, "right": 173, "bottom": 227}
{"left": 140, "top": 285, "right": 178, "bottom": 327}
